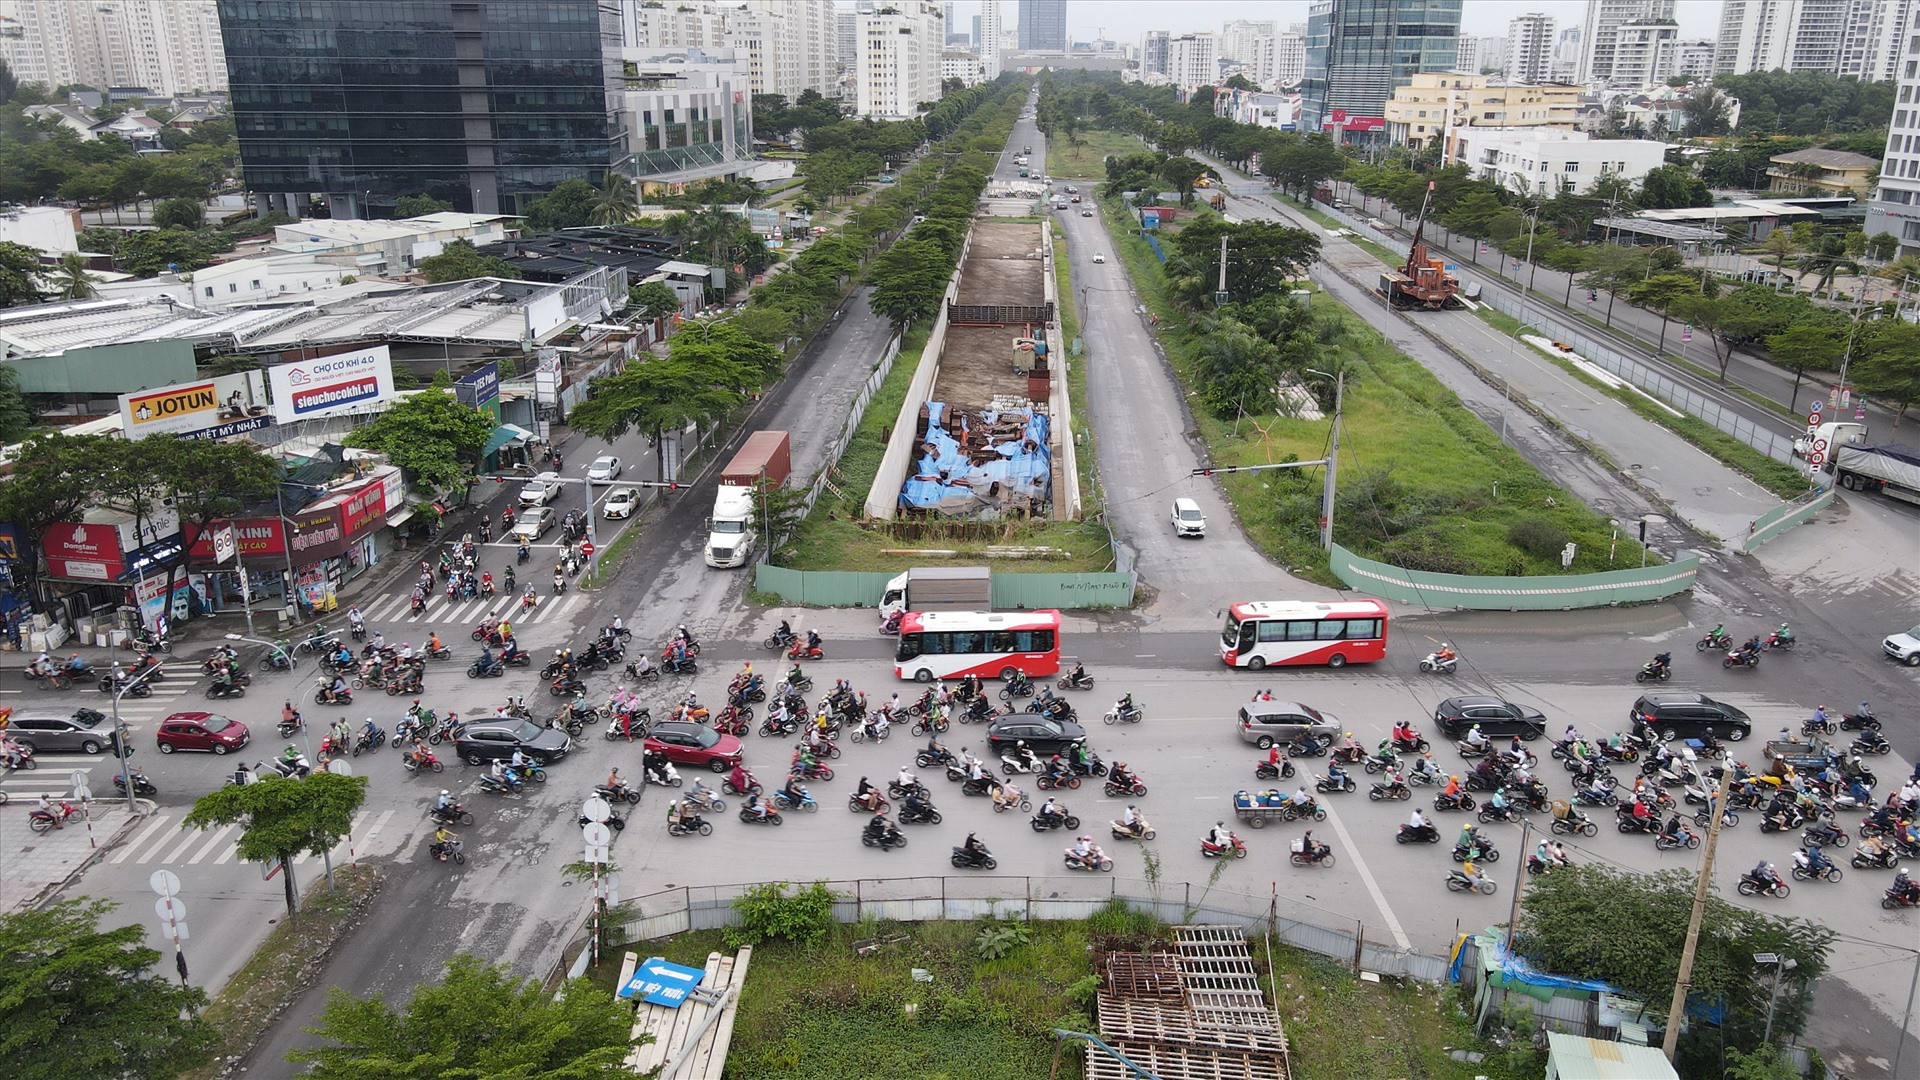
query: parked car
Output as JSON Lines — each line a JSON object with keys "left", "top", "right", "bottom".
{"left": 587, "top": 456, "right": 622, "bottom": 482}
{"left": 518, "top": 471, "right": 562, "bottom": 506}
{"left": 985, "top": 714, "right": 1087, "bottom": 758}
{"left": 512, "top": 505, "right": 556, "bottom": 541}
{"left": 155, "top": 712, "right": 250, "bottom": 755}
{"left": 1171, "top": 497, "right": 1206, "bottom": 538}
{"left": 1433, "top": 696, "right": 1547, "bottom": 741}
{"left": 1236, "top": 702, "right": 1338, "bottom": 749}
{"left": 603, "top": 488, "right": 640, "bottom": 520}
{"left": 644, "top": 722, "right": 744, "bottom": 772}
{"left": 453, "top": 719, "right": 572, "bottom": 766}
{"left": 7, "top": 709, "right": 112, "bottom": 754}
{"left": 1628, "top": 692, "right": 1752, "bottom": 741}
{"left": 1883, "top": 624, "right": 1920, "bottom": 666}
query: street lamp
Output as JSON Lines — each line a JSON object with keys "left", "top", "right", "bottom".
{"left": 1304, "top": 367, "right": 1345, "bottom": 551}
{"left": 1753, "top": 952, "right": 1797, "bottom": 1046}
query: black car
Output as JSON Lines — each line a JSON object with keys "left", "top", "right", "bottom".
{"left": 984, "top": 714, "right": 1087, "bottom": 757}
{"left": 453, "top": 719, "right": 572, "bottom": 766}
{"left": 1433, "top": 696, "right": 1548, "bottom": 741}
{"left": 1628, "top": 693, "right": 1752, "bottom": 742}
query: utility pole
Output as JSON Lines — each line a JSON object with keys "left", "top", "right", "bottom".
{"left": 1214, "top": 234, "right": 1229, "bottom": 307}
{"left": 1503, "top": 817, "right": 1533, "bottom": 954}
{"left": 1661, "top": 764, "right": 1734, "bottom": 1062}
{"left": 1320, "top": 370, "right": 1343, "bottom": 551}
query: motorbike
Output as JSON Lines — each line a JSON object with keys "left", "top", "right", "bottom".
{"left": 950, "top": 845, "right": 997, "bottom": 869}
{"left": 667, "top": 815, "right": 712, "bottom": 837}
{"left": 1550, "top": 808, "right": 1599, "bottom": 837}
{"left": 1057, "top": 670, "right": 1095, "bottom": 691}
{"left": 1722, "top": 649, "right": 1760, "bottom": 670}
{"left": 761, "top": 627, "right": 797, "bottom": 651}
{"left": 1736, "top": 871, "right": 1792, "bottom": 898}
{"left": 1315, "top": 772, "right": 1357, "bottom": 794}
{"left": 424, "top": 643, "right": 452, "bottom": 661}
{"left": 1851, "top": 729, "right": 1891, "bottom": 756}
{"left": 1526, "top": 854, "right": 1571, "bottom": 876}
{"left": 1035, "top": 770, "right": 1080, "bottom": 791}
{"left": 1882, "top": 886, "right": 1920, "bottom": 910}
{"left": 1839, "top": 709, "right": 1881, "bottom": 731}
{"left": 1102, "top": 700, "right": 1143, "bottom": 726}
{"left": 1654, "top": 826, "right": 1702, "bottom": 851}
{"left": 548, "top": 675, "right": 586, "bottom": 698}
{"left": 1029, "top": 807, "right": 1081, "bottom": 832}
{"left": 206, "top": 679, "right": 246, "bottom": 700}
{"left": 1573, "top": 785, "right": 1619, "bottom": 807}
{"left": 1363, "top": 750, "right": 1401, "bottom": 776}
{"left": 1390, "top": 731, "right": 1433, "bottom": 755}
{"left": 898, "top": 802, "right": 942, "bottom": 825}
{"left": 401, "top": 749, "right": 445, "bottom": 776}
{"left": 848, "top": 791, "right": 890, "bottom": 815}
{"left": 1803, "top": 714, "right": 1838, "bottom": 737}
{"left": 1110, "top": 817, "right": 1156, "bottom": 841}
{"left": 644, "top": 762, "right": 683, "bottom": 789}
{"left": 467, "top": 657, "right": 505, "bottom": 679}
{"left": 786, "top": 640, "right": 824, "bottom": 661}
{"left": 594, "top": 782, "right": 641, "bottom": 807}
{"left": 1063, "top": 848, "right": 1113, "bottom": 872}
{"left": 1105, "top": 774, "right": 1148, "bottom": 798}
{"left": 1763, "top": 626, "right": 1796, "bottom": 651}
{"left": 1368, "top": 779, "right": 1412, "bottom": 801}
{"left": 1851, "top": 846, "right": 1900, "bottom": 870}
{"left": 660, "top": 654, "right": 698, "bottom": 676}
{"left": 428, "top": 839, "right": 466, "bottom": 864}
{"left": 915, "top": 745, "right": 957, "bottom": 770}
{"left": 353, "top": 725, "right": 386, "bottom": 756}
{"left": 1790, "top": 850, "right": 1844, "bottom": 882}
{"left": 1433, "top": 791, "right": 1477, "bottom": 812}
{"left": 312, "top": 679, "right": 352, "bottom": 705}
{"left": 1635, "top": 660, "right": 1671, "bottom": 683}
{"left": 429, "top": 802, "right": 475, "bottom": 826}
{"left": 1802, "top": 822, "right": 1851, "bottom": 849}
{"left": 1453, "top": 837, "right": 1500, "bottom": 863}
{"left": 1418, "top": 652, "right": 1457, "bottom": 674}
{"left": 271, "top": 755, "right": 313, "bottom": 779}
{"left": 998, "top": 674, "right": 1035, "bottom": 701}
{"left": 1254, "top": 757, "right": 1297, "bottom": 781}
{"left": 478, "top": 771, "right": 523, "bottom": 795}
{"left": 1396, "top": 823, "right": 1441, "bottom": 844}
{"left": 110, "top": 769, "right": 157, "bottom": 798}
{"left": 1454, "top": 740, "right": 1491, "bottom": 759}
{"left": 1695, "top": 629, "right": 1733, "bottom": 652}
{"left": 1445, "top": 868, "right": 1498, "bottom": 894}
{"left": 100, "top": 672, "right": 153, "bottom": 698}
{"left": 862, "top": 825, "right": 908, "bottom": 850}
{"left": 1200, "top": 833, "right": 1248, "bottom": 859}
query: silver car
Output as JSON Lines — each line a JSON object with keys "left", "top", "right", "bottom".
{"left": 587, "top": 456, "right": 622, "bottom": 482}
{"left": 8, "top": 708, "right": 113, "bottom": 754}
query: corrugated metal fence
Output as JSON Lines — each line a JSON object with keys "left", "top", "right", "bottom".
{"left": 1330, "top": 543, "right": 1701, "bottom": 611}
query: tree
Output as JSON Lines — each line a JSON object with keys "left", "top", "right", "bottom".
{"left": 394, "top": 193, "right": 453, "bottom": 217}
{"left": 46, "top": 252, "right": 96, "bottom": 300}
{"left": 1669, "top": 290, "right": 1777, "bottom": 383}
{"left": 524, "top": 178, "right": 598, "bottom": 232}
{"left": 1157, "top": 156, "right": 1210, "bottom": 207}
{"left": 589, "top": 173, "right": 636, "bottom": 225}
{"left": 570, "top": 356, "right": 747, "bottom": 483}
{"left": 345, "top": 391, "right": 496, "bottom": 493}
{"left": 1758, "top": 227, "right": 1800, "bottom": 281}
{"left": 115, "top": 228, "right": 220, "bottom": 277}
{"left": 1858, "top": 321, "right": 1920, "bottom": 433}
{"left": 182, "top": 771, "right": 368, "bottom": 918}
{"left": 0, "top": 899, "right": 217, "bottom": 1079}
{"left": 150, "top": 197, "right": 204, "bottom": 230}
{"left": 1793, "top": 233, "right": 1858, "bottom": 294}
{"left": 416, "top": 238, "right": 519, "bottom": 284}
{"left": 0, "top": 363, "right": 33, "bottom": 442}
{"left": 1638, "top": 164, "right": 1711, "bottom": 209}
{"left": 867, "top": 235, "right": 952, "bottom": 328}
{"left": 290, "top": 952, "right": 634, "bottom": 1078}
{"left": 1271, "top": 133, "right": 1346, "bottom": 200}
{"left": 0, "top": 240, "right": 44, "bottom": 307}
{"left": 1765, "top": 323, "right": 1843, "bottom": 413}
{"left": 629, "top": 280, "right": 682, "bottom": 326}
{"left": 0, "top": 435, "right": 107, "bottom": 598}
{"left": 1167, "top": 218, "right": 1321, "bottom": 308}
{"left": 1630, "top": 273, "right": 1700, "bottom": 352}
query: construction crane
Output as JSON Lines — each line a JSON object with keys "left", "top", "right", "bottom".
{"left": 1375, "top": 180, "right": 1462, "bottom": 310}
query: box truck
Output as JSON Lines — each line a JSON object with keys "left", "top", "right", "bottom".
{"left": 878, "top": 566, "right": 993, "bottom": 620}
{"left": 705, "top": 431, "right": 791, "bottom": 568}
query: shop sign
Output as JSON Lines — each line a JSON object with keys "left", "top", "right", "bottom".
{"left": 340, "top": 477, "right": 389, "bottom": 536}
{"left": 267, "top": 346, "right": 397, "bottom": 423}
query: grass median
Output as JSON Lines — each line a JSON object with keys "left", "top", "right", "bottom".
{"left": 1044, "top": 129, "right": 1143, "bottom": 180}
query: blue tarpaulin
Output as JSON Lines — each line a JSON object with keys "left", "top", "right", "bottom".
{"left": 899, "top": 402, "right": 1051, "bottom": 515}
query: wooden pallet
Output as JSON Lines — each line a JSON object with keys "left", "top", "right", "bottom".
{"left": 623, "top": 946, "right": 752, "bottom": 1078}
{"left": 1096, "top": 996, "right": 1288, "bottom": 1055}
{"left": 1082, "top": 926, "right": 1292, "bottom": 1080}
{"left": 1104, "top": 950, "right": 1183, "bottom": 998}
{"left": 1083, "top": 1041, "right": 1290, "bottom": 1080}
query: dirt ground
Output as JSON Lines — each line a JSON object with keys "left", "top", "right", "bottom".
{"left": 931, "top": 325, "right": 1035, "bottom": 407}
{"left": 955, "top": 222, "right": 1045, "bottom": 306}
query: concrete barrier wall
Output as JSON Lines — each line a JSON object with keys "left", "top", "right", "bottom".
{"left": 1044, "top": 222, "right": 1083, "bottom": 520}
{"left": 1740, "top": 487, "right": 1834, "bottom": 553}
{"left": 753, "top": 565, "right": 895, "bottom": 607}
{"left": 1330, "top": 543, "right": 1700, "bottom": 610}
{"left": 862, "top": 249, "right": 968, "bottom": 520}
{"left": 755, "top": 564, "right": 1133, "bottom": 610}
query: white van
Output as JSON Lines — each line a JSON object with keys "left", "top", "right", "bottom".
{"left": 1171, "top": 498, "right": 1206, "bottom": 538}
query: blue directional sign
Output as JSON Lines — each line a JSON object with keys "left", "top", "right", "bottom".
{"left": 619, "top": 957, "right": 705, "bottom": 1007}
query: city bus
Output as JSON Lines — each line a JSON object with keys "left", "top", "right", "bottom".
{"left": 893, "top": 610, "right": 1062, "bottom": 683}
{"left": 1220, "top": 599, "right": 1389, "bottom": 669}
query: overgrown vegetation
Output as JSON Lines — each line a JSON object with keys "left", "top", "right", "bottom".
{"left": 724, "top": 882, "right": 840, "bottom": 949}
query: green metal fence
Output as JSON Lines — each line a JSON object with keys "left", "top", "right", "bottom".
{"left": 753, "top": 566, "right": 896, "bottom": 608}
{"left": 1740, "top": 487, "right": 1834, "bottom": 553}
{"left": 754, "top": 565, "right": 1135, "bottom": 610}
{"left": 1329, "top": 544, "right": 1700, "bottom": 610}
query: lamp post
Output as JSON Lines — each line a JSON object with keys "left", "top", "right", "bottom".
{"left": 1305, "top": 368, "right": 1344, "bottom": 551}
{"left": 1754, "top": 952, "right": 1797, "bottom": 1047}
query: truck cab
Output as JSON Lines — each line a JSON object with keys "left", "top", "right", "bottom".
{"left": 704, "top": 486, "right": 756, "bottom": 568}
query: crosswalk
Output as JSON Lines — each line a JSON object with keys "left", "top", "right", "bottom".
{"left": 0, "top": 677, "right": 207, "bottom": 799}
{"left": 349, "top": 590, "right": 588, "bottom": 631}
{"left": 109, "top": 807, "right": 398, "bottom": 868}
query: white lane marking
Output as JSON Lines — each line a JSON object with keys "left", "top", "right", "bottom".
{"left": 158, "top": 821, "right": 207, "bottom": 864}
{"left": 116, "top": 813, "right": 179, "bottom": 864}
{"left": 186, "top": 823, "right": 238, "bottom": 865}
{"left": 1321, "top": 805, "right": 1412, "bottom": 950}
{"left": 113, "top": 812, "right": 175, "bottom": 864}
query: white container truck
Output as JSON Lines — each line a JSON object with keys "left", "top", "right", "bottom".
{"left": 705, "top": 431, "right": 791, "bottom": 569}
{"left": 1830, "top": 443, "right": 1920, "bottom": 507}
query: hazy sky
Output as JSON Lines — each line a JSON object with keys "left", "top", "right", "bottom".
{"left": 934, "top": 1, "right": 1726, "bottom": 43}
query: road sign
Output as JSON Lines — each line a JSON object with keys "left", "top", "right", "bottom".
{"left": 150, "top": 869, "right": 181, "bottom": 897}
{"left": 581, "top": 796, "right": 610, "bottom": 824}
{"left": 581, "top": 821, "right": 611, "bottom": 848}
{"left": 580, "top": 541, "right": 595, "bottom": 557}
{"left": 619, "top": 956, "right": 706, "bottom": 1006}
{"left": 1812, "top": 438, "right": 1829, "bottom": 453}
{"left": 1810, "top": 399, "right": 1823, "bottom": 414}
{"left": 154, "top": 897, "right": 187, "bottom": 923}
{"left": 1806, "top": 413, "right": 1821, "bottom": 428}
{"left": 1809, "top": 451, "right": 1825, "bottom": 465}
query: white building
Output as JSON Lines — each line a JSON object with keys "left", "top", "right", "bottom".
{"left": 1456, "top": 35, "right": 1484, "bottom": 75}
{"left": 1220, "top": 18, "right": 1276, "bottom": 62}
{"left": 1673, "top": 40, "right": 1716, "bottom": 81}
{"left": 1867, "top": 4, "right": 1920, "bottom": 255}
{"left": 0, "top": 0, "right": 226, "bottom": 95}
{"left": 980, "top": 0, "right": 1003, "bottom": 77}
{"left": 941, "top": 50, "right": 985, "bottom": 87}
{"left": 1507, "top": 13, "right": 1557, "bottom": 83}
{"left": 187, "top": 255, "right": 347, "bottom": 309}
{"left": 1838, "top": 0, "right": 1913, "bottom": 82}
{"left": 1455, "top": 126, "right": 1668, "bottom": 195}
{"left": 1610, "top": 20, "right": 1679, "bottom": 87}
{"left": 1140, "top": 30, "right": 1170, "bottom": 77}
{"left": 1268, "top": 31, "right": 1306, "bottom": 86}
{"left": 620, "top": 0, "right": 836, "bottom": 98}
{"left": 614, "top": 47, "right": 756, "bottom": 188}
{"left": 0, "top": 205, "right": 78, "bottom": 256}
{"left": 1552, "top": 24, "right": 1584, "bottom": 81}
{"left": 1215, "top": 87, "right": 1300, "bottom": 130}
{"left": 1577, "top": 0, "right": 1676, "bottom": 84}
{"left": 268, "top": 213, "right": 517, "bottom": 278}
{"left": 1167, "top": 32, "right": 1218, "bottom": 90}
{"left": 836, "top": 10, "right": 857, "bottom": 74}
{"left": 855, "top": 1, "right": 943, "bottom": 119}
{"left": 1715, "top": 0, "right": 1912, "bottom": 79}
{"left": 620, "top": 2, "right": 728, "bottom": 50}
{"left": 752, "top": 0, "right": 837, "bottom": 99}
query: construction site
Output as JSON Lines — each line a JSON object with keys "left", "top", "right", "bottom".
{"left": 864, "top": 218, "right": 1082, "bottom": 521}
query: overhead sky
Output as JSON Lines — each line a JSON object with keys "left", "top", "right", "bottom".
{"left": 930, "top": 1, "right": 1726, "bottom": 45}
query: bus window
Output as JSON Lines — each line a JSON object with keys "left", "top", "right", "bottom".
{"left": 1315, "top": 620, "right": 1348, "bottom": 640}
{"left": 1257, "top": 620, "right": 1286, "bottom": 643}
{"left": 1287, "top": 621, "right": 1317, "bottom": 641}
{"left": 896, "top": 635, "right": 921, "bottom": 661}
{"left": 951, "top": 632, "right": 983, "bottom": 655}
{"left": 990, "top": 631, "right": 1015, "bottom": 653}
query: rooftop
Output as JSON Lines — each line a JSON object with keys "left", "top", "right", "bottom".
{"left": 1769, "top": 148, "right": 1877, "bottom": 170}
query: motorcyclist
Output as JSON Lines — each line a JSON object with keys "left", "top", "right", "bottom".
{"left": 855, "top": 777, "right": 884, "bottom": 812}
{"left": 347, "top": 606, "right": 365, "bottom": 636}
{"left": 963, "top": 832, "right": 988, "bottom": 859}
{"left": 901, "top": 786, "right": 931, "bottom": 819}
{"left": 487, "top": 759, "right": 510, "bottom": 786}
{"left": 1647, "top": 651, "right": 1671, "bottom": 677}
{"left": 1457, "top": 823, "right": 1477, "bottom": 851}
{"left": 433, "top": 789, "right": 454, "bottom": 814}
{"left": 1737, "top": 636, "right": 1761, "bottom": 663}
{"left": 1442, "top": 774, "right": 1463, "bottom": 800}
{"left": 1661, "top": 813, "right": 1688, "bottom": 842}
{"left": 1801, "top": 843, "right": 1833, "bottom": 876}
{"left": 1067, "top": 662, "right": 1087, "bottom": 687}
{"left": 1408, "top": 807, "right": 1429, "bottom": 833}
{"left": 863, "top": 812, "right": 895, "bottom": 843}
{"left": 331, "top": 642, "right": 354, "bottom": 670}
{"left": 1807, "top": 812, "right": 1843, "bottom": 846}
{"left": 1069, "top": 834, "right": 1103, "bottom": 868}
{"left": 1107, "top": 760, "right": 1136, "bottom": 790}
{"left": 1289, "top": 785, "right": 1313, "bottom": 810}
{"left": 1037, "top": 797, "right": 1063, "bottom": 828}
{"left": 778, "top": 773, "right": 808, "bottom": 808}
{"left": 1435, "top": 642, "right": 1457, "bottom": 664}
{"left": 1893, "top": 868, "right": 1920, "bottom": 904}
{"left": 805, "top": 628, "right": 822, "bottom": 653}
{"left": 993, "top": 780, "right": 1025, "bottom": 811}
{"left": 1116, "top": 692, "right": 1136, "bottom": 720}
{"left": 1464, "top": 723, "right": 1488, "bottom": 750}
{"left": 1325, "top": 760, "right": 1350, "bottom": 788}
{"left": 967, "top": 755, "right": 988, "bottom": 786}
{"left": 1011, "top": 740, "right": 1040, "bottom": 773}
{"left": 1411, "top": 754, "right": 1440, "bottom": 783}
{"left": 775, "top": 618, "right": 794, "bottom": 644}
{"left": 1301, "top": 829, "right": 1329, "bottom": 861}
{"left": 1391, "top": 720, "right": 1416, "bottom": 746}
{"left": 1750, "top": 860, "right": 1780, "bottom": 889}
{"left": 1205, "top": 821, "right": 1234, "bottom": 848}
{"left": 1121, "top": 804, "right": 1145, "bottom": 834}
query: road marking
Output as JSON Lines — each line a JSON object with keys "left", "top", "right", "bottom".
{"left": 112, "top": 812, "right": 174, "bottom": 863}
{"left": 158, "top": 822, "right": 208, "bottom": 864}
{"left": 187, "top": 823, "right": 237, "bottom": 865}
{"left": 1320, "top": 806, "right": 1411, "bottom": 949}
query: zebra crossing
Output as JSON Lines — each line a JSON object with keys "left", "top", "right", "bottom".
{"left": 109, "top": 807, "right": 396, "bottom": 868}
{"left": 349, "top": 590, "right": 588, "bottom": 631}
{"left": 0, "top": 679, "right": 199, "bottom": 800}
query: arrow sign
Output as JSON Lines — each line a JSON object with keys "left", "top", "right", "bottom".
{"left": 619, "top": 956, "right": 705, "bottom": 1007}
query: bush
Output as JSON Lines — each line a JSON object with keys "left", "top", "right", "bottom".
{"left": 152, "top": 197, "right": 204, "bottom": 230}
{"left": 1507, "top": 518, "right": 1570, "bottom": 559}
{"left": 724, "top": 881, "right": 839, "bottom": 948}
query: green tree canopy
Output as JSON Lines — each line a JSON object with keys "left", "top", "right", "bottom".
{"left": 868, "top": 235, "right": 952, "bottom": 328}
{"left": 0, "top": 899, "right": 217, "bottom": 1079}
{"left": 395, "top": 193, "right": 454, "bottom": 217}
{"left": 1167, "top": 218, "right": 1321, "bottom": 308}
{"left": 1638, "top": 164, "right": 1712, "bottom": 210}
{"left": 1765, "top": 322, "right": 1844, "bottom": 412}
{"left": 1157, "top": 155, "right": 1210, "bottom": 207}
{"left": 417, "top": 238, "right": 520, "bottom": 285}
{"left": 589, "top": 174, "right": 637, "bottom": 226}
{"left": 183, "top": 771, "right": 368, "bottom": 917}
{"left": 345, "top": 390, "right": 496, "bottom": 492}
{"left": 525, "top": 178, "right": 599, "bottom": 233}
{"left": 570, "top": 355, "right": 746, "bottom": 482}
{"left": 289, "top": 953, "right": 635, "bottom": 1078}
{"left": 0, "top": 239, "right": 46, "bottom": 306}
{"left": 1858, "top": 320, "right": 1920, "bottom": 433}
{"left": 116, "top": 228, "right": 222, "bottom": 277}
{"left": 629, "top": 280, "right": 681, "bottom": 322}
{"left": 150, "top": 197, "right": 204, "bottom": 230}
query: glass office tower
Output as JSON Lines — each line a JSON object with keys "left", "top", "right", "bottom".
{"left": 219, "top": 0, "right": 620, "bottom": 217}
{"left": 1302, "top": 0, "right": 1462, "bottom": 145}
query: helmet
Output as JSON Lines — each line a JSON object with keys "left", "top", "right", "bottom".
{"left": 1016, "top": 740, "right": 1027, "bottom": 748}
{"left": 440, "top": 789, "right": 449, "bottom": 797}
{"left": 413, "top": 698, "right": 421, "bottom": 705}
{"left": 1079, "top": 835, "right": 1091, "bottom": 842}
{"left": 1128, "top": 805, "right": 1138, "bottom": 811}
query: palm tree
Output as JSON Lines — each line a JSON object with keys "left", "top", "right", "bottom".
{"left": 590, "top": 174, "right": 637, "bottom": 226}
{"left": 49, "top": 253, "right": 96, "bottom": 300}
{"left": 1795, "top": 235, "right": 1859, "bottom": 295}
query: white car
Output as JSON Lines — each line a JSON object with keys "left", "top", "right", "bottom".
{"left": 1091, "top": 252, "right": 1106, "bottom": 263}
{"left": 1885, "top": 624, "right": 1920, "bottom": 666}
{"left": 603, "top": 487, "right": 640, "bottom": 520}
{"left": 1080, "top": 208, "right": 1093, "bottom": 217}
{"left": 587, "top": 455, "right": 622, "bottom": 482}
{"left": 512, "top": 505, "right": 556, "bottom": 541}
{"left": 1171, "top": 497, "right": 1206, "bottom": 538}
{"left": 518, "top": 471, "right": 562, "bottom": 506}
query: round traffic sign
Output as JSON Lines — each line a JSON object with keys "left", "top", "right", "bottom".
{"left": 581, "top": 821, "right": 612, "bottom": 847}
{"left": 154, "top": 897, "right": 187, "bottom": 923}
{"left": 581, "top": 796, "right": 611, "bottom": 823}
{"left": 1812, "top": 438, "right": 1828, "bottom": 453}
{"left": 1810, "top": 399, "right": 1823, "bottom": 413}
{"left": 1809, "top": 451, "right": 1825, "bottom": 465}
{"left": 150, "top": 869, "right": 181, "bottom": 897}
{"left": 68, "top": 769, "right": 88, "bottom": 790}
{"left": 580, "top": 542, "right": 595, "bottom": 556}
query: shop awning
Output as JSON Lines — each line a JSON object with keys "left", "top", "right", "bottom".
{"left": 384, "top": 508, "right": 415, "bottom": 529}
{"left": 483, "top": 424, "right": 537, "bottom": 455}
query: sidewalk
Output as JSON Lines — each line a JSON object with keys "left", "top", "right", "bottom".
{"left": 1, "top": 800, "right": 145, "bottom": 912}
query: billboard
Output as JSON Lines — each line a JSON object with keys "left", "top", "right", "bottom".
{"left": 454, "top": 361, "right": 500, "bottom": 409}
{"left": 118, "top": 371, "right": 270, "bottom": 440}
{"left": 267, "top": 346, "right": 397, "bottom": 423}
{"left": 1324, "top": 109, "right": 1385, "bottom": 133}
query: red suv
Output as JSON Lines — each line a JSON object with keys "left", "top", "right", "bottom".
{"left": 155, "top": 712, "right": 251, "bottom": 755}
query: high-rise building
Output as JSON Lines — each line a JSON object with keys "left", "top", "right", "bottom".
{"left": 1270, "top": 31, "right": 1307, "bottom": 86}
{"left": 1140, "top": 30, "right": 1170, "bottom": 77}
{"left": 1017, "top": 0, "right": 1065, "bottom": 52}
{"left": 980, "top": 1, "right": 1003, "bottom": 77}
{"left": 1166, "top": 32, "right": 1217, "bottom": 89}
{"left": 855, "top": 0, "right": 942, "bottom": 118}
{"left": 839, "top": 11, "right": 859, "bottom": 75}
{"left": 614, "top": 47, "right": 755, "bottom": 186}
{"left": 1506, "top": 14, "right": 1557, "bottom": 83}
{"left": 620, "top": 1, "right": 726, "bottom": 49}
{"left": 1456, "top": 36, "right": 1483, "bottom": 73}
{"left": 1577, "top": 0, "right": 1675, "bottom": 84}
{"left": 1302, "top": 0, "right": 1462, "bottom": 139}
{"left": 1552, "top": 24, "right": 1584, "bottom": 80}
{"left": 1866, "top": 4, "right": 1920, "bottom": 254}
{"left": 1673, "top": 40, "right": 1716, "bottom": 80}
{"left": 621, "top": 1, "right": 835, "bottom": 99}
{"left": 1476, "top": 36, "right": 1509, "bottom": 75}
{"left": 219, "top": 0, "right": 620, "bottom": 218}
{"left": 1220, "top": 19, "right": 1277, "bottom": 62}
{"left": 1716, "top": 0, "right": 1913, "bottom": 80}
{"left": 1609, "top": 19, "right": 1679, "bottom": 87}
{"left": 1, "top": 0, "right": 227, "bottom": 95}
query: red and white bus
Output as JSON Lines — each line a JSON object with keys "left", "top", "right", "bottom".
{"left": 1220, "top": 599, "right": 1389, "bottom": 669}
{"left": 894, "top": 610, "right": 1062, "bottom": 682}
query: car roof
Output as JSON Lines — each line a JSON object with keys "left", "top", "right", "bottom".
{"left": 593, "top": 455, "right": 617, "bottom": 463}
{"left": 651, "top": 721, "right": 703, "bottom": 735}
{"left": 464, "top": 718, "right": 528, "bottom": 731}
{"left": 1636, "top": 691, "right": 1709, "bottom": 706}
{"left": 165, "top": 711, "right": 223, "bottom": 723}
{"left": 1440, "top": 695, "right": 1508, "bottom": 709}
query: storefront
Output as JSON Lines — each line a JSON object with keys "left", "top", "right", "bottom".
{"left": 41, "top": 511, "right": 185, "bottom": 634}
{"left": 184, "top": 469, "right": 406, "bottom": 620}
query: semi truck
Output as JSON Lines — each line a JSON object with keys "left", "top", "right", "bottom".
{"left": 878, "top": 566, "right": 993, "bottom": 620}
{"left": 705, "top": 430, "right": 791, "bottom": 568}
{"left": 1830, "top": 442, "right": 1920, "bottom": 507}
